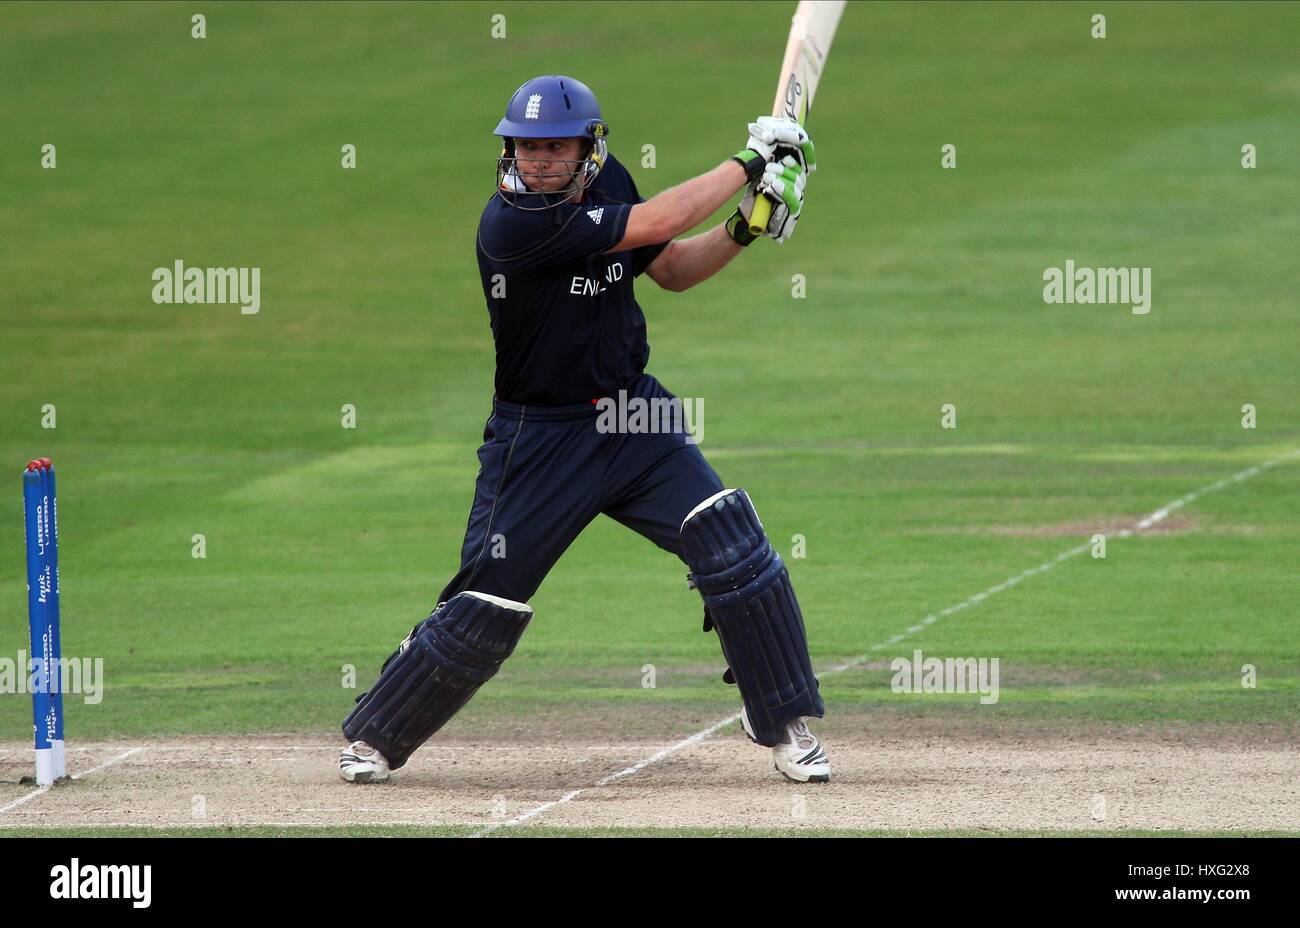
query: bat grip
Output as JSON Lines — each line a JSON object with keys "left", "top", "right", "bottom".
{"left": 748, "top": 193, "right": 775, "bottom": 237}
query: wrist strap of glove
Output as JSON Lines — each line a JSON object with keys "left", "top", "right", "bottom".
{"left": 730, "top": 149, "right": 766, "bottom": 184}
{"left": 726, "top": 208, "right": 759, "bottom": 247}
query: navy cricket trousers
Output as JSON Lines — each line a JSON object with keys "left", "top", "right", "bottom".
{"left": 437, "top": 373, "right": 723, "bottom": 604}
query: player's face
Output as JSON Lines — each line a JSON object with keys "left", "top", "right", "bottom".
{"left": 515, "top": 137, "right": 586, "bottom": 192}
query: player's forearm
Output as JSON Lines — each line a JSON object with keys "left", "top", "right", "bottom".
{"left": 657, "top": 160, "right": 748, "bottom": 238}
{"left": 657, "top": 225, "right": 743, "bottom": 291}
{"left": 633, "top": 160, "right": 748, "bottom": 244}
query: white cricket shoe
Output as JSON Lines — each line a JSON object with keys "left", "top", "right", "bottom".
{"left": 339, "top": 740, "right": 390, "bottom": 783}
{"left": 740, "top": 706, "right": 831, "bottom": 783}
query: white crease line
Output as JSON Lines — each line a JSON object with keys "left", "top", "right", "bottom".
{"left": 0, "top": 787, "right": 50, "bottom": 816}
{"left": 470, "top": 448, "right": 1299, "bottom": 835}
{"left": 0, "top": 747, "right": 145, "bottom": 816}
{"left": 470, "top": 714, "right": 741, "bottom": 837}
{"left": 70, "top": 748, "right": 146, "bottom": 781}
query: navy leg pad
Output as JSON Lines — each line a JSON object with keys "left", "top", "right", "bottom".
{"left": 681, "top": 489, "right": 823, "bottom": 746}
{"left": 343, "top": 591, "right": 533, "bottom": 769}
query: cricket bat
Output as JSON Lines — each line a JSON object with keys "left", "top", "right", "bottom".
{"left": 748, "top": 0, "right": 847, "bottom": 236}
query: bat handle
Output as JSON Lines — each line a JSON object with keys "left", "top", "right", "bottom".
{"left": 748, "top": 192, "right": 775, "bottom": 237}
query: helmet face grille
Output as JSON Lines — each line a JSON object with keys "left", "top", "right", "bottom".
{"left": 494, "top": 133, "right": 608, "bottom": 212}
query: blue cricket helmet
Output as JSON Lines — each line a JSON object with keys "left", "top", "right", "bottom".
{"left": 494, "top": 75, "right": 609, "bottom": 140}
{"left": 494, "top": 75, "right": 611, "bottom": 210}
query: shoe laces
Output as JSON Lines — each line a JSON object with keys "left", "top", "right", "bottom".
{"left": 786, "top": 718, "right": 815, "bottom": 751}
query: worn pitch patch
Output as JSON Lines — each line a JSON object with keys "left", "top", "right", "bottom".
{"left": 917, "top": 514, "right": 1200, "bottom": 538}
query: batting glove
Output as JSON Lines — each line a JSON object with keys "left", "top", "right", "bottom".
{"left": 740, "top": 155, "right": 806, "bottom": 243}
{"left": 746, "top": 116, "right": 815, "bottom": 173}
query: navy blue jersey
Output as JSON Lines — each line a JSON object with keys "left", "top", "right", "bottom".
{"left": 476, "top": 154, "right": 669, "bottom": 406}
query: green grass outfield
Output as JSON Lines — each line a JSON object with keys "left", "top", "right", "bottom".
{"left": 1, "top": 0, "right": 1297, "bottom": 810}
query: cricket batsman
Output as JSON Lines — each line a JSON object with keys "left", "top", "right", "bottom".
{"left": 340, "top": 75, "right": 830, "bottom": 784}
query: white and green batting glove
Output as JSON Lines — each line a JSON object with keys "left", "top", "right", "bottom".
{"left": 775, "top": 133, "right": 815, "bottom": 176}
{"left": 740, "top": 155, "right": 806, "bottom": 244}
{"left": 745, "top": 116, "right": 812, "bottom": 166}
